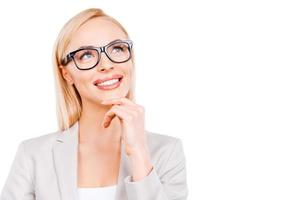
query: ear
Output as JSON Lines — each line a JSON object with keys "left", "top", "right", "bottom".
{"left": 60, "top": 66, "right": 74, "bottom": 85}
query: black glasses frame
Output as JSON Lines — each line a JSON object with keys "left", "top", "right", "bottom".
{"left": 61, "top": 39, "right": 133, "bottom": 70}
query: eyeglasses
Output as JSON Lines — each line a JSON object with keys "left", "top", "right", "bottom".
{"left": 61, "top": 39, "right": 133, "bottom": 70}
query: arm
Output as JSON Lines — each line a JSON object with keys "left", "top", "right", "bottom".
{"left": 124, "top": 138, "right": 189, "bottom": 200}
{"left": 0, "top": 141, "right": 35, "bottom": 200}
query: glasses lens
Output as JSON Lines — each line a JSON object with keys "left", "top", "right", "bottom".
{"left": 74, "top": 49, "right": 99, "bottom": 69}
{"left": 107, "top": 42, "right": 131, "bottom": 63}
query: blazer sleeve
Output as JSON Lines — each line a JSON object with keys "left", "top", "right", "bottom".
{"left": 124, "top": 138, "right": 188, "bottom": 200}
{"left": 0, "top": 141, "right": 35, "bottom": 200}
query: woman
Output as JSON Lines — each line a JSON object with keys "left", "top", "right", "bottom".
{"left": 0, "top": 8, "right": 188, "bottom": 200}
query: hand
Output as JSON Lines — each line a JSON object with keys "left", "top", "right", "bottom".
{"left": 101, "top": 97, "right": 153, "bottom": 181}
{"left": 101, "top": 97, "right": 147, "bottom": 156}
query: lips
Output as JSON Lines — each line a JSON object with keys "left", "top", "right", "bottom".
{"left": 93, "top": 74, "right": 123, "bottom": 85}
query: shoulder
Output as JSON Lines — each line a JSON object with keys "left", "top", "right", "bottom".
{"left": 19, "top": 130, "right": 60, "bottom": 155}
{"left": 145, "top": 130, "right": 186, "bottom": 168}
{"left": 145, "top": 130, "right": 182, "bottom": 150}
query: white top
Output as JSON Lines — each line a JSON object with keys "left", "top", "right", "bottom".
{"left": 77, "top": 185, "right": 117, "bottom": 200}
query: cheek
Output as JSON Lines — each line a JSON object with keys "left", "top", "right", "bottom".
{"left": 72, "top": 73, "right": 93, "bottom": 90}
{"left": 123, "top": 68, "right": 133, "bottom": 86}
{"left": 122, "top": 63, "right": 133, "bottom": 77}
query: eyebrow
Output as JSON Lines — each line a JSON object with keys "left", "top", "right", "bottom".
{"left": 77, "top": 39, "right": 123, "bottom": 49}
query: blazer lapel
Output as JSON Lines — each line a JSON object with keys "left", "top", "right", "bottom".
{"left": 52, "top": 120, "right": 131, "bottom": 200}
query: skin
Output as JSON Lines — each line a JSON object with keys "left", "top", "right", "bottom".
{"left": 60, "top": 17, "right": 153, "bottom": 187}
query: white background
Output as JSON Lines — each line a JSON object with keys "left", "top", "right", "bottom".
{"left": 0, "top": 0, "right": 299, "bottom": 199}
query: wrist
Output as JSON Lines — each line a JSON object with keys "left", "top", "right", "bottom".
{"left": 127, "top": 145, "right": 153, "bottom": 181}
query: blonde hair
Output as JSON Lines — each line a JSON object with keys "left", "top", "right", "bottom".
{"left": 52, "top": 8, "right": 136, "bottom": 132}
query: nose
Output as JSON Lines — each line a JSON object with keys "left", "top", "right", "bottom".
{"left": 96, "top": 52, "right": 114, "bottom": 72}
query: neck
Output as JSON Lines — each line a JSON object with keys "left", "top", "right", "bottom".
{"left": 78, "top": 99, "right": 122, "bottom": 146}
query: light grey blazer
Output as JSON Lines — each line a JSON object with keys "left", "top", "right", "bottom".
{"left": 0, "top": 120, "right": 188, "bottom": 200}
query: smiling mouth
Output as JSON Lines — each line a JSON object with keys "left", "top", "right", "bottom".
{"left": 94, "top": 77, "right": 123, "bottom": 86}
{"left": 94, "top": 77, "right": 123, "bottom": 90}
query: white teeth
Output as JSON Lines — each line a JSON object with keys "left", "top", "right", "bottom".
{"left": 96, "top": 78, "right": 119, "bottom": 86}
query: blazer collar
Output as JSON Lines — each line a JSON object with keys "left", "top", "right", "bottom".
{"left": 52, "top": 120, "right": 130, "bottom": 200}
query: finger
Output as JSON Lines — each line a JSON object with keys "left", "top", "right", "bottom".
{"left": 102, "top": 104, "right": 141, "bottom": 128}
{"left": 101, "top": 97, "right": 136, "bottom": 106}
{"left": 103, "top": 107, "right": 130, "bottom": 128}
{"left": 102, "top": 111, "right": 116, "bottom": 128}
{"left": 102, "top": 98, "right": 144, "bottom": 113}
{"left": 114, "top": 104, "right": 139, "bottom": 118}
{"left": 103, "top": 106, "right": 136, "bottom": 128}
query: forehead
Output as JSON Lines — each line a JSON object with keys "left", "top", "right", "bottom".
{"left": 66, "top": 17, "right": 128, "bottom": 53}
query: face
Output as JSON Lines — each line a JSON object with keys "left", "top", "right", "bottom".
{"left": 60, "top": 17, "right": 133, "bottom": 105}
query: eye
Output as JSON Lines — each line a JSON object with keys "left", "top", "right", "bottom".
{"left": 112, "top": 46, "right": 125, "bottom": 53}
{"left": 79, "top": 50, "right": 94, "bottom": 60}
